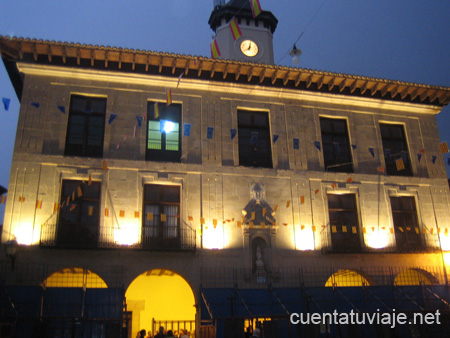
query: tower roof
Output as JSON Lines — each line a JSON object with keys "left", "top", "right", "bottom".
{"left": 209, "top": 0, "right": 278, "bottom": 34}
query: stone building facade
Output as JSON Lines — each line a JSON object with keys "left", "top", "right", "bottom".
{"left": 1, "top": 3, "right": 450, "bottom": 338}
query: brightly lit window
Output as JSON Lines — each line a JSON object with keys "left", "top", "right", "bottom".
{"left": 146, "top": 102, "right": 181, "bottom": 162}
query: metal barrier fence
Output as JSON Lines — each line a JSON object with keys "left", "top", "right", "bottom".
{"left": 201, "top": 266, "right": 447, "bottom": 288}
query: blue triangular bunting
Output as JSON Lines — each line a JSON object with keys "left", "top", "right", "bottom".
{"left": 314, "top": 141, "right": 321, "bottom": 151}
{"left": 273, "top": 135, "right": 279, "bottom": 143}
{"left": 417, "top": 153, "right": 422, "bottom": 162}
{"left": 30, "top": 102, "right": 40, "bottom": 108}
{"left": 230, "top": 129, "right": 237, "bottom": 140}
{"left": 2, "top": 98, "right": 10, "bottom": 111}
{"left": 251, "top": 131, "right": 259, "bottom": 145}
{"left": 293, "top": 138, "right": 300, "bottom": 150}
{"left": 57, "top": 105, "right": 66, "bottom": 114}
{"left": 136, "top": 116, "right": 143, "bottom": 127}
{"left": 432, "top": 155, "right": 437, "bottom": 164}
{"left": 351, "top": 144, "right": 357, "bottom": 150}
{"left": 368, "top": 147, "right": 375, "bottom": 157}
{"left": 108, "top": 114, "right": 118, "bottom": 125}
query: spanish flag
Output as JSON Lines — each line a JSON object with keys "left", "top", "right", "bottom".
{"left": 88, "top": 206, "right": 94, "bottom": 216}
{"left": 210, "top": 39, "right": 221, "bottom": 59}
{"left": 229, "top": 18, "right": 242, "bottom": 41}
{"left": 0, "top": 195, "right": 6, "bottom": 204}
{"left": 105, "top": 208, "right": 109, "bottom": 217}
{"left": 440, "top": 141, "right": 449, "bottom": 154}
{"left": 154, "top": 102, "right": 160, "bottom": 119}
{"left": 36, "top": 200, "right": 43, "bottom": 209}
{"left": 53, "top": 202, "right": 60, "bottom": 211}
{"left": 19, "top": 196, "right": 25, "bottom": 203}
{"left": 166, "top": 89, "right": 173, "bottom": 106}
{"left": 250, "top": 0, "right": 262, "bottom": 18}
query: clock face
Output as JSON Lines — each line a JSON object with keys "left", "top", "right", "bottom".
{"left": 240, "top": 39, "right": 259, "bottom": 57}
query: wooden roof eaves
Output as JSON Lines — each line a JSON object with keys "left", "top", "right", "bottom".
{"left": 1, "top": 36, "right": 450, "bottom": 107}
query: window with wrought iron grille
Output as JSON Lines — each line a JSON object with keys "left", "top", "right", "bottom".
{"left": 327, "top": 193, "right": 361, "bottom": 253}
{"left": 390, "top": 196, "right": 422, "bottom": 252}
{"left": 65, "top": 95, "right": 106, "bottom": 158}
{"left": 238, "top": 110, "right": 272, "bottom": 168}
{"left": 146, "top": 102, "right": 181, "bottom": 162}
{"left": 380, "top": 123, "right": 412, "bottom": 176}
{"left": 320, "top": 117, "right": 353, "bottom": 173}
{"left": 57, "top": 180, "right": 101, "bottom": 248}
{"left": 142, "top": 184, "right": 180, "bottom": 249}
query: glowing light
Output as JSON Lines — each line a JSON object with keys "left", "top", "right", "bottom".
{"left": 126, "top": 270, "right": 196, "bottom": 338}
{"left": 203, "top": 226, "right": 224, "bottom": 249}
{"left": 325, "top": 269, "right": 370, "bottom": 287}
{"left": 14, "top": 223, "right": 39, "bottom": 245}
{"left": 440, "top": 233, "right": 450, "bottom": 251}
{"left": 394, "top": 269, "right": 435, "bottom": 285}
{"left": 44, "top": 267, "right": 107, "bottom": 288}
{"left": 162, "top": 120, "right": 175, "bottom": 133}
{"left": 114, "top": 223, "right": 140, "bottom": 246}
{"left": 443, "top": 252, "right": 450, "bottom": 266}
{"left": 295, "top": 227, "right": 315, "bottom": 251}
{"left": 365, "top": 231, "right": 390, "bottom": 249}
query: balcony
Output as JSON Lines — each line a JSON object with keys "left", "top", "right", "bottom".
{"left": 320, "top": 224, "right": 441, "bottom": 254}
{"left": 40, "top": 223, "right": 196, "bottom": 251}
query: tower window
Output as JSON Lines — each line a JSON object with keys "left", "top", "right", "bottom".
{"left": 238, "top": 110, "right": 272, "bottom": 168}
{"left": 146, "top": 102, "right": 182, "bottom": 162}
{"left": 380, "top": 123, "right": 412, "bottom": 176}
{"left": 320, "top": 117, "right": 353, "bottom": 173}
{"left": 65, "top": 95, "right": 106, "bottom": 158}
{"left": 327, "top": 193, "right": 361, "bottom": 253}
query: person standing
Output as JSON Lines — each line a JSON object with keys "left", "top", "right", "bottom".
{"left": 154, "top": 326, "right": 166, "bottom": 338}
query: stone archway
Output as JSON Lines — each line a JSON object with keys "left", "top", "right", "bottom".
{"left": 43, "top": 267, "right": 108, "bottom": 288}
{"left": 394, "top": 268, "right": 439, "bottom": 285}
{"left": 325, "top": 269, "right": 372, "bottom": 287}
{"left": 125, "top": 269, "right": 196, "bottom": 338}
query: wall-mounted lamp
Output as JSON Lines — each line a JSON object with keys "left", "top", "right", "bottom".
{"left": 3, "top": 238, "right": 19, "bottom": 271}
{"left": 289, "top": 44, "right": 302, "bottom": 66}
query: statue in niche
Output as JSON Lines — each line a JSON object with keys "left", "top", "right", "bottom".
{"left": 255, "top": 245, "right": 264, "bottom": 273}
{"left": 252, "top": 237, "right": 268, "bottom": 274}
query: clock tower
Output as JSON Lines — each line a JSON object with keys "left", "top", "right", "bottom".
{"left": 209, "top": 0, "right": 278, "bottom": 64}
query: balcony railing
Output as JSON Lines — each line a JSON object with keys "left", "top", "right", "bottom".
{"left": 40, "top": 223, "right": 196, "bottom": 251}
{"left": 320, "top": 224, "right": 441, "bottom": 253}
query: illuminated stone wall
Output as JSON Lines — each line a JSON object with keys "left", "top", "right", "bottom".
{"left": 1, "top": 62, "right": 449, "bottom": 292}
